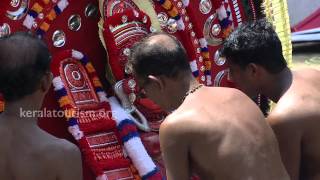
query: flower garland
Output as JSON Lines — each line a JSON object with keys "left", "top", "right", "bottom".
{"left": 0, "top": 94, "right": 4, "bottom": 112}
{"left": 156, "top": 0, "right": 208, "bottom": 84}
{"left": 51, "top": 49, "right": 161, "bottom": 180}
{"left": 249, "top": 0, "right": 257, "bottom": 20}
{"left": 23, "top": 0, "right": 69, "bottom": 37}
{"left": 179, "top": 0, "right": 213, "bottom": 85}
{"left": 108, "top": 96, "right": 162, "bottom": 180}
{"left": 155, "top": 0, "right": 234, "bottom": 86}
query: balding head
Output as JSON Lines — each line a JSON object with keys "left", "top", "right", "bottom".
{"left": 0, "top": 32, "right": 51, "bottom": 102}
{"left": 146, "top": 33, "right": 177, "bottom": 50}
{"left": 128, "top": 32, "right": 191, "bottom": 79}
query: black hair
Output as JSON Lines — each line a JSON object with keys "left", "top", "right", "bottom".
{"left": 221, "top": 19, "right": 287, "bottom": 73}
{"left": 0, "top": 32, "right": 51, "bottom": 102}
{"left": 128, "top": 32, "right": 191, "bottom": 79}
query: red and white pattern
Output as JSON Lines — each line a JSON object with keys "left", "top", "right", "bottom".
{"left": 51, "top": 49, "right": 161, "bottom": 180}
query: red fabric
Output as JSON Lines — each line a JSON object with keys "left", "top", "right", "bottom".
{"left": 134, "top": 98, "right": 167, "bottom": 122}
{"left": 103, "top": 9, "right": 151, "bottom": 80}
{"left": 212, "top": 0, "right": 223, "bottom": 10}
{"left": 2, "top": 1, "right": 107, "bottom": 179}
{"left": 0, "top": 1, "right": 250, "bottom": 179}
{"left": 148, "top": 171, "right": 163, "bottom": 180}
{"left": 119, "top": 123, "right": 138, "bottom": 138}
{"left": 51, "top": 48, "right": 136, "bottom": 177}
{"left": 79, "top": 138, "right": 104, "bottom": 177}
{"left": 173, "top": 0, "right": 246, "bottom": 87}
{"left": 101, "top": 6, "right": 168, "bottom": 125}
{"left": 140, "top": 132, "right": 161, "bottom": 157}
{"left": 292, "top": 8, "right": 320, "bottom": 32}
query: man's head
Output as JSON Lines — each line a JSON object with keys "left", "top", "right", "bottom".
{"left": 221, "top": 19, "right": 287, "bottom": 98}
{"left": 128, "top": 33, "right": 191, "bottom": 111}
{"left": 0, "top": 32, "right": 52, "bottom": 103}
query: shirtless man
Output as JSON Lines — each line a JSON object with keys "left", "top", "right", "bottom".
{"left": 0, "top": 32, "right": 82, "bottom": 180}
{"left": 128, "top": 33, "right": 289, "bottom": 180}
{"left": 221, "top": 19, "right": 320, "bottom": 180}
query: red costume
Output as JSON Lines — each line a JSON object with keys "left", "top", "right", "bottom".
{"left": 0, "top": 0, "right": 262, "bottom": 179}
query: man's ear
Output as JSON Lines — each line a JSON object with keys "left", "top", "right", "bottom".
{"left": 147, "top": 75, "right": 165, "bottom": 91}
{"left": 246, "top": 63, "right": 259, "bottom": 78}
{"left": 40, "top": 72, "right": 53, "bottom": 93}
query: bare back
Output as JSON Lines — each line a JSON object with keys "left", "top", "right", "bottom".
{"left": 0, "top": 116, "right": 82, "bottom": 180}
{"left": 160, "top": 87, "right": 289, "bottom": 180}
{"left": 269, "top": 68, "right": 320, "bottom": 180}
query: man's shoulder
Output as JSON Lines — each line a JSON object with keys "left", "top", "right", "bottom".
{"left": 268, "top": 99, "right": 315, "bottom": 130}
{"left": 47, "top": 138, "right": 80, "bottom": 156}
{"left": 294, "top": 68, "right": 320, "bottom": 78}
{"left": 40, "top": 137, "right": 80, "bottom": 163}
{"left": 208, "top": 87, "right": 247, "bottom": 98}
{"left": 161, "top": 107, "right": 223, "bottom": 139}
{"left": 275, "top": 74, "right": 320, "bottom": 122}
{"left": 202, "top": 87, "right": 254, "bottom": 109}
{"left": 161, "top": 110, "right": 196, "bottom": 132}
{"left": 39, "top": 136, "right": 82, "bottom": 179}
{"left": 160, "top": 109, "right": 206, "bottom": 136}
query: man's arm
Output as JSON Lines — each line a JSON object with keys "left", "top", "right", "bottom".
{"left": 267, "top": 114, "right": 302, "bottom": 180}
{"left": 57, "top": 140, "right": 83, "bottom": 180}
{"left": 160, "top": 118, "right": 190, "bottom": 180}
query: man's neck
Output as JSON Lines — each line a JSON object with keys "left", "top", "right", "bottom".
{"left": 261, "top": 67, "right": 292, "bottom": 103}
{"left": 1, "top": 96, "right": 42, "bottom": 127}
{"left": 187, "top": 77, "right": 201, "bottom": 94}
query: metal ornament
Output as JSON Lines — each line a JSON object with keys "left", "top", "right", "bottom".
{"left": 121, "top": 15, "right": 128, "bottom": 23}
{"left": 6, "top": 0, "right": 29, "bottom": 20}
{"left": 123, "top": 48, "right": 131, "bottom": 56}
{"left": 167, "top": 18, "right": 178, "bottom": 34}
{"left": 128, "top": 79, "right": 136, "bottom": 89}
{"left": 125, "top": 64, "right": 133, "bottom": 74}
{"left": 199, "top": 0, "right": 212, "bottom": 14}
{"left": 68, "top": 14, "right": 82, "bottom": 31}
{"left": 211, "top": 24, "right": 221, "bottom": 36}
{"left": 84, "top": 3, "right": 98, "bottom": 18}
{"left": 214, "top": 50, "right": 226, "bottom": 66}
{"left": 157, "top": 12, "right": 168, "bottom": 28}
{"left": 214, "top": 70, "right": 228, "bottom": 86}
{"left": 10, "top": 0, "right": 20, "bottom": 7}
{"left": 129, "top": 93, "right": 136, "bottom": 103}
{"left": 52, "top": 30, "right": 66, "bottom": 47}
{"left": 143, "top": 16, "right": 148, "bottom": 24}
{"left": 0, "top": 23, "right": 11, "bottom": 38}
{"left": 203, "top": 14, "right": 223, "bottom": 46}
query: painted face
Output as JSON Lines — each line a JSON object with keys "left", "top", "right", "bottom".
{"left": 228, "top": 62, "right": 259, "bottom": 98}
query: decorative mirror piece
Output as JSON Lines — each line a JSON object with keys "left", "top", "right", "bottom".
{"left": 6, "top": 0, "right": 29, "bottom": 20}
{"left": 199, "top": 0, "right": 212, "bottom": 14}
{"left": 52, "top": 30, "right": 66, "bottom": 47}
{"left": 10, "top": 0, "right": 20, "bottom": 7}
{"left": 157, "top": 12, "right": 168, "bottom": 28}
{"left": 211, "top": 24, "right": 221, "bottom": 36}
{"left": 214, "top": 50, "right": 226, "bottom": 66}
{"left": 167, "top": 18, "right": 178, "bottom": 34}
{"left": 85, "top": 3, "right": 98, "bottom": 18}
{"left": 0, "top": 23, "right": 11, "bottom": 38}
{"left": 68, "top": 14, "right": 82, "bottom": 31}
{"left": 203, "top": 14, "right": 223, "bottom": 46}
